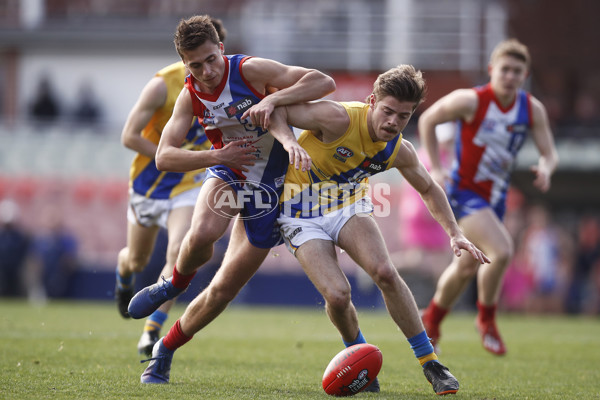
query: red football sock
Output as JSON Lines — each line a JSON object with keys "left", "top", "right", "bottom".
{"left": 476, "top": 301, "right": 497, "bottom": 323}
{"left": 171, "top": 265, "right": 196, "bottom": 290}
{"left": 424, "top": 300, "right": 449, "bottom": 326}
{"left": 162, "top": 319, "right": 193, "bottom": 351}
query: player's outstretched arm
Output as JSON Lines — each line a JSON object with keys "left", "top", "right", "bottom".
{"left": 268, "top": 100, "right": 350, "bottom": 172}
{"left": 241, "top": 58, "right": 336, "bottom": 129}
{"left": 529, "top": 96, "right": 559, "bottom": 192}
{"left": 394, "top": 139, "right": 490, "bottom": 264}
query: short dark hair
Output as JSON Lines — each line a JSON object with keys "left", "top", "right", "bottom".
{"left": 174, "top": 15, "right": 220, "bottom": 58}
{"left": 371, "top": 64, "right": 426, "bottom": 110}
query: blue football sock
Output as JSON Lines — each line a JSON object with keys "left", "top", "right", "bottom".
{"left": 115, "top": 267, "right": 134, "bottom": 289}
{"left": 408, "top": 330, "right": 438, "bottom": 367}
{"left": 145, "top": 310, "right": 168, "bottom": 332}
{"left": 343, "top": 329, "right": 367, "bottom": 347}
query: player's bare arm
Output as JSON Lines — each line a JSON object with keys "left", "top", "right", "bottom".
{"left": 156, "top": 88, "right": 257, "bottom": 173}
{"left": 121, "top": 76, "right": 167, "bottom": 158}
{"left": 240, "top": 58, "right": 336, "bottom": 128}
{"left": 269, "top": 100, "right": 349, "bottom": 171}
{"left": 393, "top": 139, "right": 490, "bottom": 264}
{"left": 278, "top": 100, "right": 350, "bottom": 142}
{"left": 529, "top": 95, "right": 559, "bottom": 192}
{"left": 418, "top": 89, "right": 477, "bottom": 186}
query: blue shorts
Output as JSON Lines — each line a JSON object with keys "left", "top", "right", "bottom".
{"left": 206, "top": 166, "right": 283, "bottom": 249}
{"left": 447, "top": 187, "right": 506, "bottom": 221}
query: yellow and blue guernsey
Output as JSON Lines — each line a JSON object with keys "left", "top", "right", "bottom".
{"left": 129, "top": 61, "right": 211, "bottom": 199}
{"left": 281, "top": 102, "right": 403, "bottom": 218}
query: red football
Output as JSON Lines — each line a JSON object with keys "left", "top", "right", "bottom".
{"left": 322, "top": 343, "right": 383, "bottom": 396}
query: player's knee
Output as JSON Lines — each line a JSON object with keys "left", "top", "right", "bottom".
{"left": 207, "top": 281, "right": 240, "bottom": 305}
{"left": 128, "top": 254, "right": 152, "bottom": 273}
{"left": 186, "top": 228, "right": 219, "bottom": 249}
{"left": 489, "top": 239, "right": 514, "bottom": 267}
{"left": 324, "top": 286, "right": 352, "bottom": 311}
{"left": 456, "top": 260, "right": 479, "bottom": 279}
{"left": 369, "top": 263, "right": 399, "bottom": 290}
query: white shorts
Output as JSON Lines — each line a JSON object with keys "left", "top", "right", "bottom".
{"left": 127, "top": 186, "right": 201, "bottom": 229}
{"left": 278, "top": 197, "right": 374, "bottom": 255}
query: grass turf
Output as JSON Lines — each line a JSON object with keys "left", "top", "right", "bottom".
{"left": 0, "top": 300, "right": 598, "bottom": 399}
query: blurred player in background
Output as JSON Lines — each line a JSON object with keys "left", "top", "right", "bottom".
{"left": 271, "top": 64, "right": 489, "bottom": 395}
{"left": 114, "top": 17, "right": 227, "bottom": 356}
{"left": 127, "top": 15, "right": 335, "bottom": 384}
{"left": 419, "top": 38, "right": 559, "bottom": 355}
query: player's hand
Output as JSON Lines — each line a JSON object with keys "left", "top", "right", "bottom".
{"left": 450, "top": 235, "right": 491, "bottom": 264}
{"left": 241, "top": 97, "right": 275, "bottom": 129}
{"left": 218, "top": 139, "right": 258, "bottom": 172}
{"left": 284, "top": 142, "right": 312, "bottom": 172}
{"left": 530, "top": 165, "right": 551, "bottom": 192}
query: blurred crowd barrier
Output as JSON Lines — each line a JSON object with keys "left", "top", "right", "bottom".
{"left": 0, "top": 174, "right": 128, "bottom": 265}
{"left": 0, "top": 126, "right": 599, "bottom": 315}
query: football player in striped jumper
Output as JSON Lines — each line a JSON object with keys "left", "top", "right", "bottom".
{"left": 273, "top": 64, "right": 490, "bottom": 395}
{"left": 115, "top": 18, "right": 228, "bottom": 357}
{"left": 127, "top": 15, "right": 335, "bottom": 384}
{"left": 419, "top": 39, "right": 559, "bottom": 356}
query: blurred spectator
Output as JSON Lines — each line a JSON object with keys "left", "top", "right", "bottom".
{"left": 72, "top": 81, "right": 103, "bottom": 128}
{"left": 0, "top": 199, "right": 30, "bottom": 297}
{"left": 564, "top": 214, "right": 600, "bottom": 314}
{"left": 499, "top": 240, "right": 534, "bottom": 313}
{"left": 556, "top": 91, "right": 600, "bottom": 137}
{"left": 29, "top": 74, "right": 61, "bottom": 125}
{"left": 521, "top": 204, "right": 565, "bottom": 314}
{"left": 573, "top": 92, "right": 600, "bottom": 127}
{"left": 25, "top": 206, "right": 79, "bottom": 301}
{"left": 538, "top": 94, "right": 566, "bottom": 132}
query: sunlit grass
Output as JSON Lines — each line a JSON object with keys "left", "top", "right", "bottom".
{"left": 0, "top": 300, "right": 598, "bottom": 399}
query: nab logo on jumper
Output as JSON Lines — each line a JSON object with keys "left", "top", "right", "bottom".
{"left": 225, "top": 97, "right": 256, "bottom": 118}
{"left": 360, "top": 158, "right": 386, "bottom": 174}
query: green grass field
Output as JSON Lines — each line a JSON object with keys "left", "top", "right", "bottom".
{"left": 1, "top": 300, "right": 598, "bottom": 400}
